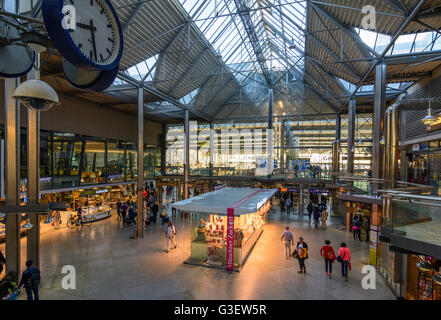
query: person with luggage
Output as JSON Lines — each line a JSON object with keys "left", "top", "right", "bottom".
{"left": 338, "top": 242, "right": 351, "bottom": 281}
{"left": 165, "top": 221, "right": 177, "bottom": 252}
{"left": 18, "top": 260, "right": 40, "bottom": 300}
{"left": 159, "top": 205, "right": 168, "bottom": 225}
{"left": 295, "top": 237, "right": 308, "bottom": 274}
{"left": 320, "top": 240, "right": 336, "bottom": 278}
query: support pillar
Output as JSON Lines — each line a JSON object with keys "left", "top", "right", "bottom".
{"left": 372, "top": 63, "right": 386, "bottom": 193}
{"left": 389, "top": 106, "right": 399, "bottom": 188}
{"left": 27, "top": 54, "right": 41, "bottom": 267}
{"left": 209, "top": 121, "right": 214, "bottom": 177}
{"left": 267, "top": 89, "right": 274, "bottom": 176}
{"left": 4, "top": 78, "right": 21, "bottom": 282}
{"left": 347, "top": 99, "right": 356, "bottom": 174}
{"left": 160, "top": 123, "right": 167, "bottom": 176}
{"left": 184, "top": 110, "right": 190, "bottom": 199}
{"left": 332, "top": 115, "right": 341, "bottom": 179}
{"left": 384, "top": 110, "right": 391, "bottom": 187}
{"left": 136, "top": 87, "right": 144, "bottom": 238}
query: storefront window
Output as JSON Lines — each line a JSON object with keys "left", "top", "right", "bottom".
{"left": 107, "top": 140, "right": 125, "bottom": 182}
{"left": 81, "top": 140, "right": 106, "bottom": 185}
{"left": 124, "top": 142, "right": 137, "bottom": 180}
{"left": 52, "top": 134, "right": 82, "bottom": 188}
{"left": 144, "top": 145, "right": 161, "bottom": 177}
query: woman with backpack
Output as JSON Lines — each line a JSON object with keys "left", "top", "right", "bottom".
{"left": 295, "top": 237, "right": 308, "bottom": 274}
{"left": 337, "top": 242, "right": 351, "bottom": 281}
{"left": 320, "top": 240, "right": 336, "bottom": 278}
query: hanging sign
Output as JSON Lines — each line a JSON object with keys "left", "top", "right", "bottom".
{"left": 226, "top": 190, "right": 263, "bottom": 271}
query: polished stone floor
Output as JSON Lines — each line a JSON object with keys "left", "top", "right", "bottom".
{"left": 1, "top": 207, "right": 395, "bottom": 300}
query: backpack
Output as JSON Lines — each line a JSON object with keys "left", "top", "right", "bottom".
{"left": 328, "top": 250, "right": 335, "bottom": 260}
{"left": 27, "top": 267, "right": 40, "bottom": 287}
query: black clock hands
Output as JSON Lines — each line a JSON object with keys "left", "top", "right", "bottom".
{"left": 76, "top": 22, "right": 96, "bottom": 32}
{"left": 90, "top": 19, "right": 98, "bottom": 62}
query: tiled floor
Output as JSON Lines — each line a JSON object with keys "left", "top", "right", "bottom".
{"left": 1, "top": 207, "right": 395, "bottom": 300}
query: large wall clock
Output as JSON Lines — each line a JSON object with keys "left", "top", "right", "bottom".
{"left": 42, "top": 0, "right": 123, "bottom": 71}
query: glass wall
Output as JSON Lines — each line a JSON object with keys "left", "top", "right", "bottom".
{"left": 0, "top": 126, "right": 162, "bottom": 192}
{"left": 165, "top": 115, "right": 373, "bottom": 177}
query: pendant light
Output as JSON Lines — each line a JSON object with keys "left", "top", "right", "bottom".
{"left": 421, "top": 98, "right": 437, "bottom": 129}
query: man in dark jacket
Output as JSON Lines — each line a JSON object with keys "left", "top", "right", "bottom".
{"left": 18, "top": 260, "right": 40, "bottom": 300}
{"left": 307, "top": 201, "right": 313, "bottom": 220}
{"left": 313, "top": 205, "right": 321, "bottom": 229}
{"left": 152, "top": 202, "right": 159, "bottom": 223}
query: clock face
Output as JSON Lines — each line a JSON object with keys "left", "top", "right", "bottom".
{"left": 62, "top": 0, "right": 122, "bottom": 67}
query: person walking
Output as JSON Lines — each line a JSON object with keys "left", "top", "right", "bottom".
{"left": 54, "top": 210, "right": 61, "bottom": 229}
{"left": 171, "top": 198, "right": 177, "bottom": 219}
{"left": 152, "top": 202, "right": 159, "bottom": 224}
{"left": 116, "top": 200, "right": 122, "bottom": 222}
{"left": 285, "top": 197, "right": 292, "bottom": 216}
{"left": 307, "top": 201, "right": 313, "bottom": 220}
{"left": 352, "top": 215, "right": 362, "bottom": 241}
{"left": 121, "top": 201, "right": 128, "bottom": 224}
{"left": 128, "top": 205, "right": 137, "bottom": 225}
{"left": 160, "top": 205, "right": 168, "bottom": 225}
{"left": 280, "top": 226, "right": 294, "bottom": 259}
{"left": 321, "top": 210, "right": 328, "bottom": 230}
{"left": 165, "top": 221, "right": 177, "bottom": 252}
{"left": 18, "top": 260, "right": 40, "bottom": 300}
{"left": 312, "top": 205, "right": 321, "bottom": 229}
{"left": 338, "top": 242, "right": 351, "bottom": 281}
{"left": 295, "top": 237, "right": 308, "bottom": 273}
{"left": 320, "top": 240, "right": 336, "bottom": 278}
{"left": 280, "top": 197, "right": 285, "bottom": 214}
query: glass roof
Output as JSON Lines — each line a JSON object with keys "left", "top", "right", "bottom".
{"left": 178, "top": 0, "right": 306, "bottom": 89}
{"left": 356, "top": 28, "right": 441, "bottom": 56}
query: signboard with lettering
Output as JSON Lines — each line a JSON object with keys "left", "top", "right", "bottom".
{"left": 226, "top": 208, "right": 234, "bottom": 272}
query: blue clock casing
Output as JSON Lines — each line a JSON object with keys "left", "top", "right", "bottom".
{"left": 42, "top": 0, "right": 123, "bottom": 71}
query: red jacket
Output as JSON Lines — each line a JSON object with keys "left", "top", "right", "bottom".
{"left": 320, "top": 245, "right": 336, "bottom": 261}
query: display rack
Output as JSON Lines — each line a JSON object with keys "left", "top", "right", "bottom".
{"left": 417, "top": 261, "right": 435, "bottom": 300}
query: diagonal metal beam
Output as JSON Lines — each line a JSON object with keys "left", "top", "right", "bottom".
{"left": 233, "top": 0, "right": 273, "bottom": 87}
{"left": 117, "top": 72, "right": 211, "bottom": 121}
{"left": 122, "top": 2, "right": 144, "bottom": 31}
{"left": 336, "top": 0, "right": 427, "bottom": 115}
{"left": 309, "top": 2, "right": 379, "bottom": 59}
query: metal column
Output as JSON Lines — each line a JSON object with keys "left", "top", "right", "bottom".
{"left": 4, "top": 78, "right": 21, "bottom": 282}
{"left": 184, "top": 110, "right": 190, "bottom": 199}
{"left": 332, "top": 115, "right": 341, "bottom": 176}
{"left": 267, "top": 89, "right": 274, "bottom": 176}
{"left": 136, "top": 87, "right": 144, "bottom": 238}
{"left": 209, "top": 121, "right": 214, "bottom": 178}
{"left": 390, "top": 106, "right": 399, "bottom": 188}
{"left": 347, "top": 99, "right": 356, "bottom": 174}
{"left": 383, "top": 111, "right": 391, "bottom": 185}
{"left": 372, "top": 63, "right": 386, "bottom": 193}
{"left": 160, "top": 123, "right": 167, "bottom": 176}
{"left": 27, "top": 54, "right": 41, "bottom": 266}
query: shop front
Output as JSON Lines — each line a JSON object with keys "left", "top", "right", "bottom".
{"left": 172, "top": 188, "right": 276, "bottom": 272}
